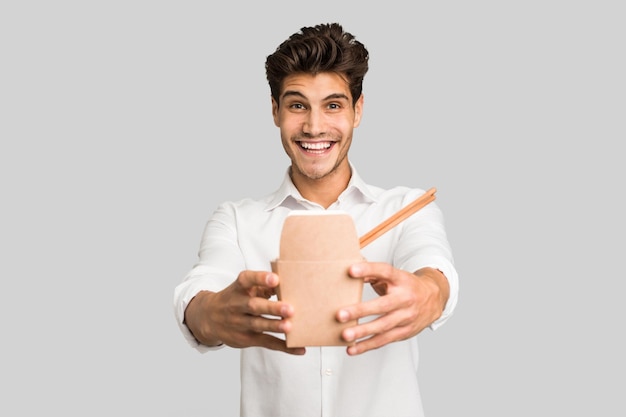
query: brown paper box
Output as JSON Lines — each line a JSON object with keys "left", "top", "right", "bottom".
{"left": 272, "top": 211, "right": 364, "bottom": 347}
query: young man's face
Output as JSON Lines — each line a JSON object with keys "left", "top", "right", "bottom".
{"left": 272, "top": 72, "right": 363, "bottom": 182}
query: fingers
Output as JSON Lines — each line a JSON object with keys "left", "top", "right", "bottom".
{"left": 233, "top": 269, "right": 296, "bottom": 320}
{"left": 339, "top": 263, "right": 436, "bottom": 355}
{"left": 341, "top": 310, "right": 419, "bottom": 356}
{"left": 201, "top": 270, "right": 299, "bottom": 351}
{"left": 239, "top": 299, "right": 293, "bottom": 333}
{"left": 346, "top": 327, "right": 408, "bottom": 356}
{"left": 215, "top": 301, "right": 303, "bottom": 354}
{"left": 349, "top": 262, "right": 396, "bottom": 283}
{"left": 226, "top": 330, "right": 306, "bottom": 355}
{"left": 237, "top": 270, "right": 280, "bottom": 290}
{"left": 336, "top": 291, "right": 398, "bottom": 325}
{"left": 340, "top": 307, "right": 408, "bottom": 343}
{"left": 245, "top": 295, "right": 295, "bottom": 319}
{"left": 254, "top": 333, "right": 306, "bottom": 356}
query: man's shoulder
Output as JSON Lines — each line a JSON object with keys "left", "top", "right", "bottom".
{"left": 214, "top": 192, "right": 277, "bottom": 214}
{"left": 370, "top": 184, "right": 428, "bottom": 202}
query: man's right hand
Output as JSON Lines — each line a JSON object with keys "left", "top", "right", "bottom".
{"left": 184, "top": 270, "right": 306, "bottom": 355}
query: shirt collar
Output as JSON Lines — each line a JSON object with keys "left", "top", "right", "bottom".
{"left": 265, "top": 162, "right": 378, "bottom": 211}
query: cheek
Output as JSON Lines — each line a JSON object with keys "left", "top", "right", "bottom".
{"left": 279, "top": 118, "right": 303, "bottom": 135}
{"left": 338, "top": 118, "right": 356, "bottom": 133}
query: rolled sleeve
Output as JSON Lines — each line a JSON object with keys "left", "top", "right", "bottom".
{"left": 173, "top": 271, "right": 230, "bottom": 352}
{"left": 412, "top": 255, "right": 459, "bottom": 330}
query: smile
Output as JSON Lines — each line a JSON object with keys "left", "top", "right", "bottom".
{"left": 298, "top": 141, "right": 333, "bottom": 153}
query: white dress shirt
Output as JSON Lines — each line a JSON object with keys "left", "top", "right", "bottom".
{"left": 174, "top": 164, "right": 459, "bottom": 417}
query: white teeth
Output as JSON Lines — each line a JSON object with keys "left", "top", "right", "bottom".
{"left": 300, "top": 142, "right": 331, "bottom": 150}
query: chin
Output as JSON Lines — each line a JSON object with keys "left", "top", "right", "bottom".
{"left": 293, "top": 164, "right": 329, "bottom": 181}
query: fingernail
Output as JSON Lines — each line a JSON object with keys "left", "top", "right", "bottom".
{"left": 280, "top": 305, "right": 292, "bottom": 317}
{"left": 343, "top": 329, "right": 355, "bottom": 342}
{"left": 337, "top": 310, "right": 349, "bottom": 323}
{"left": 279, "top": 320, "right": 291, "bottom": 332}
{"left": 350, "top": 264, "right": 362, "bottom": 275}
{"left": 266, "top": 273, "right": 277, "bottom": 286}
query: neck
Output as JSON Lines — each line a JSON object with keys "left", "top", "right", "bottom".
{"left": 290, "top": 162, "right": 351, "bottom": 209}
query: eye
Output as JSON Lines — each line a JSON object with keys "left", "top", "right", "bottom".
{"left": 327, "top": 102, "right": 341, "bottom": 110}
{"left": 289, "top": 102, "right": 306, "bottom": 110}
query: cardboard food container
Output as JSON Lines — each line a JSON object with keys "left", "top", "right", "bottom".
{"left": 271, "top": 211, "right": 364, "bottom": 348}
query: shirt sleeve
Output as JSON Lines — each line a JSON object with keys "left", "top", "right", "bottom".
{"left": 173, "top": 203, "right": 246, "bottom": 352}
{"left": 393, "top": 191, "right": 459, "bottom": 330}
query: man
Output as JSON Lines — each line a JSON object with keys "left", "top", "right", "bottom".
{"left": 174, "top": 22, "right": 459, "bottom": 417}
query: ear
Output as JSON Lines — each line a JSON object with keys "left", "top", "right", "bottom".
{"left": 271, "top": 96, "right": 280, "bottom": 127}
{"left": 353, "top": 94, "right": 364, "bottom": 128}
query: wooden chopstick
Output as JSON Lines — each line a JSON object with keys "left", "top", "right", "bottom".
{"left": 359, "top": 187, "right": 437, "bottom": 249}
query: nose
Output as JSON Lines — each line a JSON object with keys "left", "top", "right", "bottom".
{"left": 302, "top": 108, "right": 326, "bottom": 137}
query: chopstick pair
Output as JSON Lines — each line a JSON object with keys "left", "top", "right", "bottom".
{"left": 359, "top": 187, "right": 437, "bottom": 249}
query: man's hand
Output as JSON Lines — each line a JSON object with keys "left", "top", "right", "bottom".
{"left": 337, "top": 263, "right": 450, "bottom": 356}
{"left": 184, "top": 270, "right": 306, "bottom": 355}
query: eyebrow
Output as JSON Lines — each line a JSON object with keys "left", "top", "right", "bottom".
{"left": 281, "top": 91, "right": 351, "bottom": 102}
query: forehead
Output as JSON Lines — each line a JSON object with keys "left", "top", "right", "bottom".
{"left": 280, "top": 72, "right": 352, "bottom": 101}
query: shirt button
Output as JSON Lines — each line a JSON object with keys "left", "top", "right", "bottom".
{"left": 324, "top": 368, "right": 333, "bottom": 376}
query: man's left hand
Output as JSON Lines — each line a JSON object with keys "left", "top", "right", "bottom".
{"left": 337, "top": 263, "right": 450, "bottom": 355}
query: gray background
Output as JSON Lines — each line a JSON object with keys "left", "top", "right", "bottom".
{"left": 1, "top": 1, "right": 624, "bottom": 416}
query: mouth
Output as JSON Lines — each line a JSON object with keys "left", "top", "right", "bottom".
{"left": 297, "top": 141, "right": 334, "bottom": 154}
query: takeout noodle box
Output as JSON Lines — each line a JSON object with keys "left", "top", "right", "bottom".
{"left": 271, "top": 211, "right": 364, "bottom": 347}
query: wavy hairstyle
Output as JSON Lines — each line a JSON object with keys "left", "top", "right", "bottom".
{"left": 265, "top": 23, "right": 369, "bottom": 107}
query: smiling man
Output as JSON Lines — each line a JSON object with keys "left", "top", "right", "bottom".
{"left": 174, "top": 23, "right": 459, "bottom": 417}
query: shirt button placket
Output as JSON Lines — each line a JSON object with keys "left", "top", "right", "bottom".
{"left": 320, "top": 347, "right": 338, "bottom": 417}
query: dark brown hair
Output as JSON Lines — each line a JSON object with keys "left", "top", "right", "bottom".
{"left": 265, "top": 23, "right": 369, "bottom": 107}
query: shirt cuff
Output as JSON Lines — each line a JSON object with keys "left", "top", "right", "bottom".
{"left": 173, "top": 276, "right": 228, "bottom": 353}
{"left": 410, "top": 256, "right": 459, "bottom": 331}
